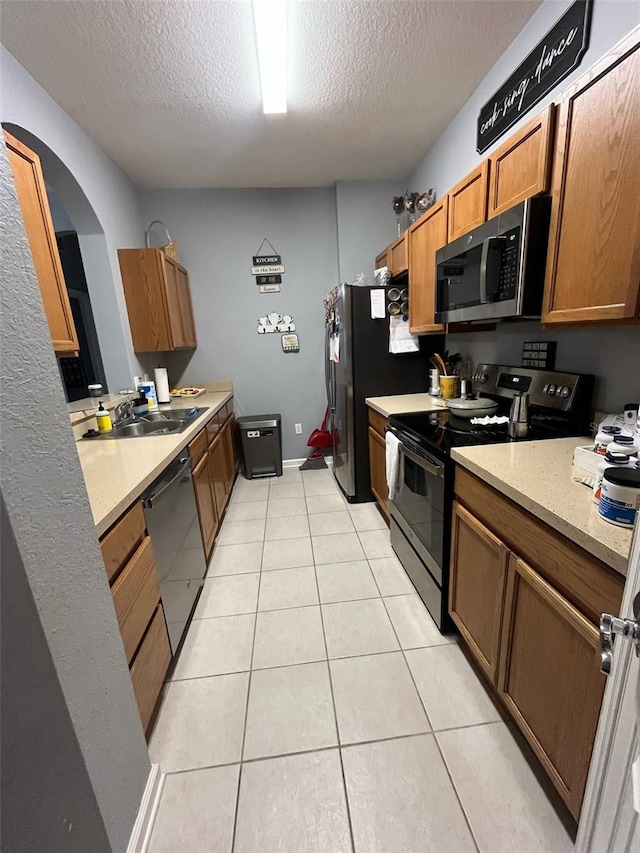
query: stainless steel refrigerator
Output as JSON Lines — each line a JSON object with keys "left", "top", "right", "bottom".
{"left": 324, "top": 283, "right": 444, "bottom": 503}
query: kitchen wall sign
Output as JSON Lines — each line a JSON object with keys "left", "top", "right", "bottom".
{"left": 256, "top": 274, "right": 282, "bottom": 285}
{"left": 251, "top": 238, "right": 286, "bottom": 275}
{"left": 281, "top": 333, "right": 299, "bottom": 353}
{"left": 259, "top": 284, "right": 281, "bottom": 293}
{"left": 476, "top": 0, "right": 591, "bottom": 153}
{"left": 257, "top": 312, "right": 295, "bottom": 334}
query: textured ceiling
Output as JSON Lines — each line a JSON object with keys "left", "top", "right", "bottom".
{"left": 1, "top": 0, "right": 541, "bottom": 188}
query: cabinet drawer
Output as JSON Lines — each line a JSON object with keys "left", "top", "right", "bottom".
{"left": 100, "top": 501, "right": 146, "bottom": 583}
{"left": 368, "top": 407, "right": 388, "bottom": 437}
{"left": 188, "top": 428, "right": 207, "bottom": 465}
{"left": 111, "top": 536, "right": 161, "bottom": 663}
{"left": 130, "top": 604, "right": 171, "bottom": 732}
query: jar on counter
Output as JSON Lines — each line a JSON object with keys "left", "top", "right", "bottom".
{"left": 598, "top": 468, "right": 640, "bottom": 528}
{"left": 594, "top": 425, "right": 622, "bottom": 454}
{"left": 609, "top": 434, "right": 639, "bottom": 457}
{"left": 592, "top": 451, "right": 631, "bottom": 504}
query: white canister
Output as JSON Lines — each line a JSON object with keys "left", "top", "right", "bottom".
{"left": 609, "top": 434, "right": 639, "bottom": 456}
{"left": 598, "top": 468, "right": 640, "bottom": 528}
{"left": 594, "top": 425, "right": 622, "bottom": 454}
{"left": 592, "top": 451, "right": 630, "bottom": 504}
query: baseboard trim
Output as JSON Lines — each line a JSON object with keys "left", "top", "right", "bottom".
{"left": 127, "top": 763, "right": 165, "bottom": 853}
{"left": 283, "top": 456, "right": 333, "bottom": 468}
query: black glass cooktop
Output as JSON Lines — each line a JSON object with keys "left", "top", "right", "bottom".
{"left": 389, "top": 409, "right": 573, "bottom": 462}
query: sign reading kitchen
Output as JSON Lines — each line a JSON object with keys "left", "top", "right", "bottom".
{"left": 476, "top": 0, "right": 591, "bottom": 153}
{"left": 251, "top": 254, "right": 285, "bottom": 275}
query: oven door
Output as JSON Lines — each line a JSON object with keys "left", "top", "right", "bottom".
{"left": 390, "top": 441, "right": 446, "bottom": 584}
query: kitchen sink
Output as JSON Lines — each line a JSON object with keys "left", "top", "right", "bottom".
{"left": 113, "top": 419, "right": 184, "bottom": 437}
{"left": 82, "top": 406, "right": 208, "bottom": 439}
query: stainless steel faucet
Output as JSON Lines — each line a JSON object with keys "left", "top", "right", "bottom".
{"left": 113, "top": 399, "right": 135, "bottom": 426}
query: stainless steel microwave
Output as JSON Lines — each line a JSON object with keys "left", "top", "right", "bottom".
{"left": 435, "top": 197, "right": 551, "bottom": 324}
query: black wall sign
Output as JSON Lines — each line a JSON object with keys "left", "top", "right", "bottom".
{"left": 477, "top": 0, "right": 591, "bottom": 154}
{"left": 256, "top": 274, "right": 282, "bottom": 285}
{"left": 253, "top": 254, "right": 282, "bottom": 266}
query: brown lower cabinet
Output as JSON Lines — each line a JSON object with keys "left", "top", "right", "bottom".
{"left": 450, "top": 468, "right": 624, "bottom": 820}
{"left": 188, "top": 398, "right": 238, "bottom": 560}
{"left": 367, "top": 407, "right": 389, "bottom": 522}
{"left": 99, "top": 501, "right": 170, "bottom": 734}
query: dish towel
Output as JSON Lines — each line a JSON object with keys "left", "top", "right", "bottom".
{"left": 385, "top": 431, "right": 403, "bottom": 500}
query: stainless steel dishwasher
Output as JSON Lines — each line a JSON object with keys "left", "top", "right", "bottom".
{"left": 141, "top": 452, "right": 207, "bottom": 654}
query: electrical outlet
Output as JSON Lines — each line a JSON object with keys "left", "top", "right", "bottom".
{"left": 295, "top": 423, "right": 302, "bottom": 434}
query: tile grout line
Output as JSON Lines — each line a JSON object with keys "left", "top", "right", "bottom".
{"left": 229, "top": 496, "right": 268, "bottom": 853}
{"left": 377, "top": 556, "right": 481, "bottom": 853}
{"left": 310, "top": 527, "right": 356, "bottom": 853}
{"left": 163, "top": 726, "right": 498, "bottom": 778}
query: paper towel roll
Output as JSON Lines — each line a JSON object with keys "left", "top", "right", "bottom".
{"left": 154, "top": 367, "right": 171, "bottom": 404}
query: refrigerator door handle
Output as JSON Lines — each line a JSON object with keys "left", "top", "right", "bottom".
{"left": 325, "top": 328, "right": 332, "bottom": 409}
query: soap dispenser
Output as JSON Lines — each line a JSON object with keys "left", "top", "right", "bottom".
{"left": 96, "top": 402, "right": 113, "bottom": 433}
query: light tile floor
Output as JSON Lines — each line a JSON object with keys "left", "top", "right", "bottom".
{"left": 147, "top": 466, "right": 575, "bottom": 853}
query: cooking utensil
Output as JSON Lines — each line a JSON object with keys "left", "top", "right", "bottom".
{"left": 434, "top": 353, "right": 448, "bottom": 376}
{"left": 445, "top": 397, "right": 499, "bottom": 418}
{"left": 508, "top": 391, "right": 529, "bottom": 438}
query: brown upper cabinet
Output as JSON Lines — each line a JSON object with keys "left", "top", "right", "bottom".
{"left": 5, "top": 131, "right": 79, "bottom": 356}
{"left": 447, "top": 160, "right": 489, "bottom": 241}
{"left": 487, "top": 105, "right": 555, "bottom": 217}
{"left": 118, "top": 248, "right": 198, "bottom": 352}
{"left": 388, "top": 233, "right": 408, "bottom": 277}
{"left": 408, "top": 197, "right": 448, "bottom": 334}
{"left": 375, "top": 247, "right": 389, "bottom": 270}
{"left": 543, "top": 28, "right": 640, "bottom": 325}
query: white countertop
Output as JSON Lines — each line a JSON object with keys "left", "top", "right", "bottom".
{"left": 366, "top": 393, "right": 447, "bottom": 418}
{"left": 452, "top": 437, "right": 633, "bottom": 576}
{"left": 76, "top": 387, "right": 233, "bottom": 537}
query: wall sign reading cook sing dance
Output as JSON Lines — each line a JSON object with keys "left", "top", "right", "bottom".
{"left": 476, "top": 0, "right": 591, "bottom": 154}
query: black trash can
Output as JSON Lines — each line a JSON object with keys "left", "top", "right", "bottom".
{"left": 237, "top": 414, "right": 283, "bottom": 479}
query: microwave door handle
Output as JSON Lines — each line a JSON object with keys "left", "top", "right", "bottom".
{"left": 479, "top": 237, "right": 490, "bottom": 303}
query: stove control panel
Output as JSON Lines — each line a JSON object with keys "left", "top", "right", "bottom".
{"left": 472, "top": 364, "right": 592, "bottom": 412}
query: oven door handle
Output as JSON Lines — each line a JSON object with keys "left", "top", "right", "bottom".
{"left": 399, "top": 443, "right": 444, "bottom": 478}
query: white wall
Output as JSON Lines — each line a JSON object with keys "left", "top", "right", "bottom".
{"left": 138, "top": 187, "right": 340, "bottom": 459}
{"left": 336, "top": 180, "right": 402, "bottom": 285}
{"left": 1, "top": 143, "right": 150, "bottom": 853}
{"left": 407, "top": 0, "right": 640, "bottom": 414}
{"left": 1, "top": 46, "right": 143, "bottom": 391}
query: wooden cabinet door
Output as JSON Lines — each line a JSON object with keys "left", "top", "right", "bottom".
{"left": 5, "top": 131, "right": 79, "bottom": 356}
{"left": 447, "top": 161, "right": 489, "bottom": 241}
{"left": 543, "top": 30, "right": 640, "bottom": 324}
{"left": 118, "top": 249, "right": 172, "bottom": 352}
{"left": 175, "top": 265, "right": 197, "bottom": 347}
{"left": 449, "top": 502, "right": 509, "bottom": 683}
{"left": 208, "top": 436, "right": 228, "bottom": 520}
{"left": 375, "top": 248, "right": 389, "bottom": 270}
{"left": 368, "top": 426, "right": 389, "bottom": 518}
{"left": 192, "top": 451, "right": 217, "bottom": 558}
{"left": 222, "top": 421, "right": 236, "bottom": 498}
{"left": 487, "top": 105, "right": 555, "bottom": 217}
{"left": 389, "top": 234, "right": 408, "bottom": 277}
{"left": 498, "top": 553, "right": 605, "bottom": 819}
{"left": 408, "top": 197, "right": 447, "bottom": 334}
{"left": 161, "top": 257, "right": 187, "bottom": 348}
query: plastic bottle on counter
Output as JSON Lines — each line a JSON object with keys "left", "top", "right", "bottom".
{"left": 138, "top": 379, "right": 158, "bottom": 410}
{"left": 592, "top": 450, "right": 631, "bottom": 504}
{"left": 598, "top": 467, "right": 640, "bottom": 528}
{"left": 608, "top": 434, "right": 639, "bottom": 456}
{"left": 594, "top": 425, "right": 622, "bottom": 454}
{"left": 96, "top": 401, "right": 113, "bottom": 433}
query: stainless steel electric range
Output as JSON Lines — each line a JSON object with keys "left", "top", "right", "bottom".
{"left": 387, "top": 364, "right": 594, "bottom": 632}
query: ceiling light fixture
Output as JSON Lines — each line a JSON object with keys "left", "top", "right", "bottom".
{"left": 253, "top": 0, "right": 287, "bottom": 114}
